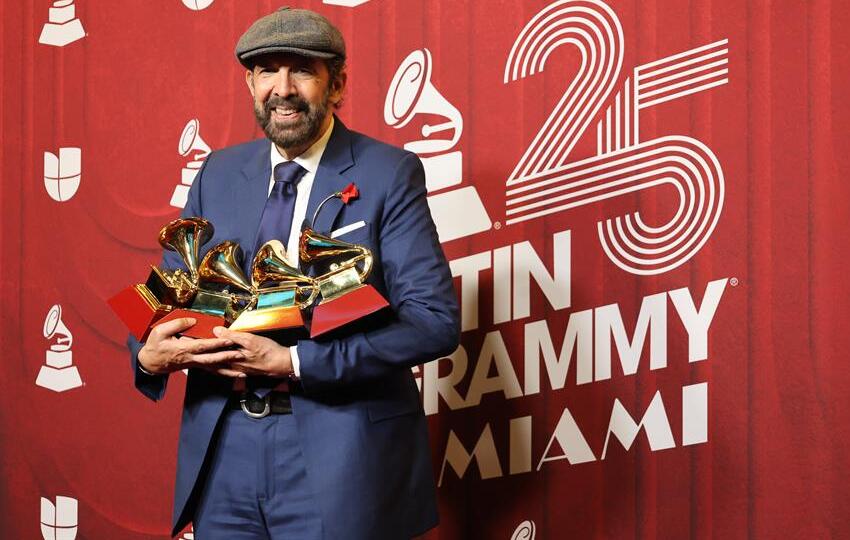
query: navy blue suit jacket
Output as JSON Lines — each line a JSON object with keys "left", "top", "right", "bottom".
{"left": 128, "top": 120, "right": 460, "bottom": 539}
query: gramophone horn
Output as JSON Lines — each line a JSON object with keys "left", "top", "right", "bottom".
{"left": 299, "top": 228, "right": 363, "bottom": 262}
{"left": 43, "top": 304, "right": 73, "bottom": 349}
{"left": 252, "top": 240, "right": 314, "bottom": 289}
{"left": 158, "top": 217, "right": 214, "bottom": 279}
{"left": 178, "top": 118, "right": 212, "bottom": 160}
{"left": 197, "top": 241, "right": 253, "bottom": 295}
{"left": 383, "top": 48, "right": 462, "bottom": 155}
{"left": 299, "top": 228, "right": 373, "bottom": 282}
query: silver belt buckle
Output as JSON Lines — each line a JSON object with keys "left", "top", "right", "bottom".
{"left": 240, "top": 392, "right": 271, "bottom": 419}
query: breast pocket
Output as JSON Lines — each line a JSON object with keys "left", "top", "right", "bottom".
{"left": 330, "top": 221, "right": 372, "bottom": 245}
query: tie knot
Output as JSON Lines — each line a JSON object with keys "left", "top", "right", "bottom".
{"left": 274, "top": 161, "right": 306, "bottom": 186}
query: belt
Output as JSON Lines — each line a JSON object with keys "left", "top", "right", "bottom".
{"left": 230, "top": 386, "right": 298, "bottom": 418}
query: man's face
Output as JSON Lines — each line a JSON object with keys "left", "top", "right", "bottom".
{"left": 246, "top": 53, "right": 345, "bottom": 154}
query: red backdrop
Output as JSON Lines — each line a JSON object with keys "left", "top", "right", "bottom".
{"left": 2, "top": 0, "right": 849, "bottom": 538}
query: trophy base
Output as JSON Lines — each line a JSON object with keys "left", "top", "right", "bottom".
{"left": 229, "top": 305, "right": 304, "bottom": 333}
{"left": 107, "top": 284, "right": 173, "bottom": 341}
{"left": 154, "top": 309, "right": 225, "bottom": 339}
{"left": 310, "top": 285, "right": 389, "bottom": 338}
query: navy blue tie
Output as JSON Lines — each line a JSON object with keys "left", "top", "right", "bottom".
{"left": 251, "top": 161, "right": 305, "bottom": 397}
{"left": 255, "top": 161, "right": 307, "bottom": 252}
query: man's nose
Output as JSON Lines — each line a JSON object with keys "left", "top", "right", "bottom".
{"left": 272, "top": 70, "right": 296, "bottom": 97}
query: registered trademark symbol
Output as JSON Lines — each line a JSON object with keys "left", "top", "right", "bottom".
{"left": 730, "top": 277, "right": 739, "bottom": 286}
{"left": 494, "top": 221, "right": 502, "bottom": 230}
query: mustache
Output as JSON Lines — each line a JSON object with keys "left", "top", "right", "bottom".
{"left": 263, "top": 96, "right": 309, "bottom": 115}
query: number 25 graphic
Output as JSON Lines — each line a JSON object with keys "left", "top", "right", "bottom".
{"left": 504, "top": 0, "right": 729, "bottom": 275}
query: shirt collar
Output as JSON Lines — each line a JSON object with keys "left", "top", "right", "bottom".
{"left": 269, "top": 115, "right": 335, "bottom": 175}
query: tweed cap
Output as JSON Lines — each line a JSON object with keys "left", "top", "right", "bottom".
{"left": 235, "top": 7, "right": 346, "bottom": 67}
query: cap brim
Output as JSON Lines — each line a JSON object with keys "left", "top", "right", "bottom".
{"left": 238, "top": 46, "right": 339, "bottom": 67}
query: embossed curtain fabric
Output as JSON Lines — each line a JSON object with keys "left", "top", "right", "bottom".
{"left": 1, "top": 1, "right": 848, "bottom": 538}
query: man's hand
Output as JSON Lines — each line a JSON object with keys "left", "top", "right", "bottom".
{"left": 138, "top": 318, "right": 246, "bottom": 378}
{"left": 212, "top": 326, "right": 293, "bottom": 378}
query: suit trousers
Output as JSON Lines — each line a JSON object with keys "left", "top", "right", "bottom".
{"left": 193, "top": 405, "right": 324, "bottom": 539}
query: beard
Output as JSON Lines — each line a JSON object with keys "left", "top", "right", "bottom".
{"left": 254, "top": 92, "right": 330, "bottom": 152}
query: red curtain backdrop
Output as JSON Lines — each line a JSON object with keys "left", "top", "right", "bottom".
{"left": 2, "top": 1, "right": 849, "bottom": 538}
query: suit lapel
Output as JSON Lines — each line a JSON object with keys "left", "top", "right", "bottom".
{"left": 237, "top": 141, "right": 272, "bottom": 272}
{"left": 305, "top": 118, "right": 356, "bottom": 235}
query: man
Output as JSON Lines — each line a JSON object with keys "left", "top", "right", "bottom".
{"left": 127, "top": 7, "right": 459, "bottom": 539}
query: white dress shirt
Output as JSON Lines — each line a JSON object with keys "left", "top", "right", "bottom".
{"left": 268, "top": 116, "right": 335, "bottom": 377}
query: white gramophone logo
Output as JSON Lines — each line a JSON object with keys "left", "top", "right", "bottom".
{"left": 510, "top": 520, "right": 535, "bottom": 540}
{"left": 181, "top": 0, "right": 215, "bottom": 10}
{"left": 40, "top": 495, "right": 78, "bottom": 540}
{"left": 171, "top": 119, "right": 211, "bottom": 208}
{"left": 36, "top": 305, "right": 82, "bottom": 392}
{"left": 385, "top": 48, "right": 491, "bottom": 243}
{"left": 43, "top": 148, "right": 81, "bottom": 202}
{"left": 39, "top": 1, "right": 85, "bottom": 47}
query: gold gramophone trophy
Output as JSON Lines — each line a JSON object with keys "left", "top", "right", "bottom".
{"left": 163, "top": 239, "right": 256, "bottom": 337}
{"left": 148, "top": 216, "right": 210, "bottom": 304}
{"left": 108, "top": 217, "right": 221, "bottom": 340}
{"left": 141, "top": 239, "right": 255, "bottom": 339}
{"left": 228, "top": 240, "right": 318, "bottom": 332}
{"left": 110, "top": 217, "right": 319, "bottom": 340}
{"left": 299, "top": 227, "right": 389, "bottom": 337}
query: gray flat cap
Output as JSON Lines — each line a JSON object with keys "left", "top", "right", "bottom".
{"left": 236, "top": 7, "right": 346, "bottom": 67}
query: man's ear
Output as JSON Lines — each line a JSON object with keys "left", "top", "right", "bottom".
{"left": 245, "top": 69, "right": 256, "bottom": 98}
{"left": 329, "top": 70, "right": 347, "bottom": 107}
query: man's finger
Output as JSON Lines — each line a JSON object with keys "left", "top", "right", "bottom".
{"left": 182, "top": 337, "right": 234, "bottom": 354}
{"left": 190, "top": 350, "right": 245, "bottom": 364}
{"left": 215, "top": 367, "right": 247, "bottom": 378}
{"left": 194, "top": 364, "right": 246, "bottom": 378}
{"left": 226, "top": 361, "right": 266, "bottom": 376}
{"left": 151, "top": 317, "right": 197, "bottom": 340}
{"left": 213, "top": 326, "right": 255, "bottom": 347}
